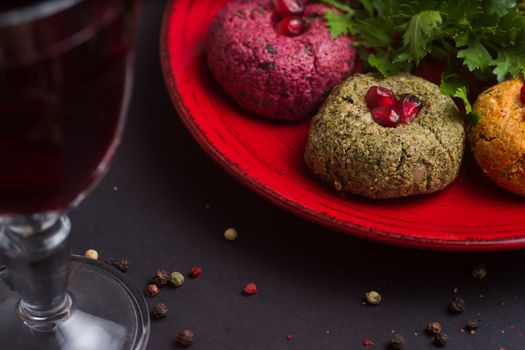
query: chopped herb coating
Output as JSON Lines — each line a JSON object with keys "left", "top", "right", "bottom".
{"left": 305, "top": 73, "right": 464, "bottom": 199}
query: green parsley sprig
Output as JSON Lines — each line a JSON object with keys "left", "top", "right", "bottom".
{"left": 320, "top": 0, "right": 525, "bottom": 115}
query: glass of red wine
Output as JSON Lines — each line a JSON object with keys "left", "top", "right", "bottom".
{"left": 0, "top": 1, "right": 149, "bottom": 349}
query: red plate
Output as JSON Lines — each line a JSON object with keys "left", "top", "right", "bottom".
{"left": 160, "top": 0, "right": 525, "bottom": 251}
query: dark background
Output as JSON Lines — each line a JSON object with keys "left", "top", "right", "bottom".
{"left": 65, "top": 1, "right": 525, "bottom": 349}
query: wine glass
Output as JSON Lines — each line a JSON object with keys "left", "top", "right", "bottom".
{"left": 0, "top": 1, "right": 149, "bottom": 349}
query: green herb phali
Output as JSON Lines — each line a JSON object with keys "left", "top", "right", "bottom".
{"left": 320, "top": 0, "right": 525, "bottom": 114}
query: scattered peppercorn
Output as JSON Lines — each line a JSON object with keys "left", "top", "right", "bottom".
{"left": 151, "top": 303, "right": 169, "bottom": 319}
{"left": 363, "top": 338, "right": 375, "bottom": 346}
{"left": 243, "top": 282, "right": 257, "bottom": 295}
{"left": 145, "top": 284, "right": 160, "bottom": 297}
{"left": 449, "top": 297, "right": 465, "bottom": 314}
{"left": 388, "top": 334, "right": 405, "bottom": 350}
{"left": 169, "top": 271, "right": 185, "bottom": 287}
{"left": 426, "top": 321, "right": 442, "bottom": 335}
{"left": 433, "top": 333, "right": 449, "bottom": 347}
{"left": 224, "top": 227, "right": 238, "bottom": 241}
{"left": 472, "top": 264, "right": 487, "bottom": 280}
{"left": 152, "top": 270, "right": 169, "bottom": 287}
{"left": 466, "top": 319, "right": 479, "bottom": 334}
{"left": 364, "top": 291, "right": 381, "bottom": 305}
{"left": 84, "top": 249, "right": 99, "bottom": 260}
{"left": 105, "top": 259, "right": 129, "bottom": 273}
{"left": 176, "top": 329, "right": 194, "bottom": 347}
{"left": 190, "top": 267, "right": 202, "bottom": 278}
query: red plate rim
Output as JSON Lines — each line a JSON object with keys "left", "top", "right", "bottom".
{"left": 159, "top": 0, "right": 525, "bottom": 252}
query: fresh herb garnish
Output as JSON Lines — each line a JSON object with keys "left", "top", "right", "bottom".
{"left": 319, "top": 0, "right": 525, "bottom": 112}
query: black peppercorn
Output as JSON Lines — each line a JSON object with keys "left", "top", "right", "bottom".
{"left": 472, "top": 264, "right": 487, "bottom": 280}
{"left": 466, "top": 319, "right": 478, "bottom": 333}
{"left": 152, "top": 270, "right": 169, "bottom": 287}
{"left": 433, "top": 333, "right": 449, "bottom": 347}
{"left": 105, "top": 259, "right": 129, "bottom": 273}
{"left": 176, "top": 329, "right": 194, "bottom": 347}
{"left": 426, "top": 321, "right": 442, "bottom": 335}
{"left": 151, "top": 303, "right": 169, "bottom": 319}
{"left": 448, "top": 297, "right": 465, "bottom": 314}
{"left": 388, "top": 334, "right": 405, "bottom": 350}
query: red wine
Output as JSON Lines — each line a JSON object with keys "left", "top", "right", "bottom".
{"left": 0, "top": 0, "right": 134, "bottom": 215}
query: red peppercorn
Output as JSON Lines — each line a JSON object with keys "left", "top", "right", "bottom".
{"left": 190, "top": 266, "right": 202, "bottom": 278}
{"left": 286, "top": 334, "right": 294, "bottom": 340}
{"left": 520, "top": 83, "right": 525, "bottom": 104}
{"left": 363, "top": 338, "right": 375, "bottom": 346}
{"left": 145, "top": 284, "right": 160, "bottom": 297}
{"left": 243, "top": 282, "right": 257, "bottom": 295}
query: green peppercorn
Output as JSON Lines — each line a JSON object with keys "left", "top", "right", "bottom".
{"left": 365, "top": 291, "right": 381, "bottom": 305}
{"left": 169, "top": 271, "right": 185, "bottom": 287}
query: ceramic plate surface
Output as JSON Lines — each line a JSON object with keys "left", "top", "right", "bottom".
{"left": 161, "top": 0, "right": 525, "bottom": 251}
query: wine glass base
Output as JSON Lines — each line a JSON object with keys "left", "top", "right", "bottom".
{"left": 0, "top": 256, "right": 149, "bottom": 350}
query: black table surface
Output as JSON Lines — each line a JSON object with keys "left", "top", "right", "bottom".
{"left": 65, "top": 1, "right": 525, "bottom": 349}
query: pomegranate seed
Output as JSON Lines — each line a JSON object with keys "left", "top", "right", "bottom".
{"left": 396, "top": 94, "right": 423, "bottom": 124}
{"left": 365, "top": 86, "right": 397, "bottom": 110}
{"left": 371, "top": 106, "right": 400, "bottom": 127}
{"left": 273, "top": 0, "right": 305, "bottom": 17}
{"left": 275, "top": 16, "right": 305, "bottom": 37}
{"left": 521, "top": 83, "right": 525, "bottom": 104}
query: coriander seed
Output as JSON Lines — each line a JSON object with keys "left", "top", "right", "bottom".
{"left": 388, "top": 334, "right": 405, "bottom": 350}
{"left": 169, "top": 271, "right": 185, "bottom": 287}
{"left": 176, "top": 329, "right": 194, "bottom": 347}
{"left": 224, "top": 227, "right": 238, "bottom": 241}
{"left": 152, "top": 270, "right": 169, "bottom": 287}
{"left": 365, "top": 291, "right": 381, "bottom": 305}
{"left": 151, "top": 303, "right": 169, "bottom": 319}
{"left": 449, "top": 297, "right": 465, "bottom": 314}
{"left": 433, "top": 333, "right": 449, "bottom": 347}
{"left": 426, "top": 321, "right": 442, "bottom": 335}
{"left": 472, "top": 264, "right": 487, "bottom": 280}
{"left": 84, "top": 249, "right": 99, "bottom": 260}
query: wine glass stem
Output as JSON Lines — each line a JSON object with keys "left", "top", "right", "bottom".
{"left": 0, "top": 214, "right": 72, "bottom": 326}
